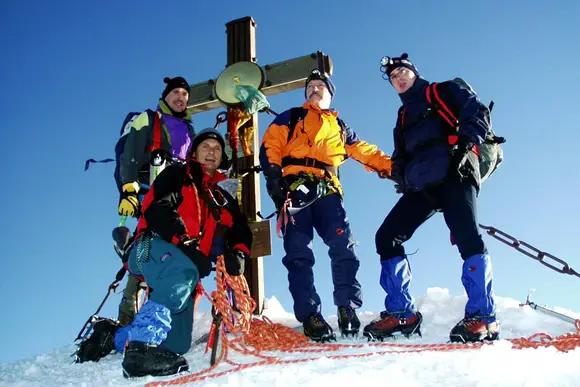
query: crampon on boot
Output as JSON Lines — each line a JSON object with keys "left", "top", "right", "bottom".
{"left": 363, "top": 311, "right": 423, "bottom": 341}
{"left": 303, "top": 313, "right": 336, "bottom": 343}
{"left": 450, "top": 316, "right": 500, "bottom": 343}
{"left": 122, "top": 341, "right": 189, "bottom": 378}
{"left": 337, "top": 306, "right": 360, "bottom": 337}
{"left": 74, "top": 316, "right": 122, "bottom": 363}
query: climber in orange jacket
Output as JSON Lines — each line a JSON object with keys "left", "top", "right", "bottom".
{"left": 259, "top": 69, "right": 392, "bottom": 342}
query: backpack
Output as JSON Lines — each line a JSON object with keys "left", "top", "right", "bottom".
{"left": 84, "top": 109, "right": 161, "bottom": 193}
{"left": 399, "top": 78, "right": 505, "bottom": 184}
{"left": 113, "top": 109, "right": 161, "bottom": 192}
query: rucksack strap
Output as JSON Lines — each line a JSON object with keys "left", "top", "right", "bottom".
{"left": 286, "top": 107, "right": 303, "bottom": 143}
{"left": 426, "top": 82, "right": 459, "bottom": 130}
{"left": 146, "top": 111, "right": 162, "bottom": 152}
{"left": 427, "top": 82, "right": 484, "bottom": 154}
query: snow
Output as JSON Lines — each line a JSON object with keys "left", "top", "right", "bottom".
{"left": 1, "top": 288, "right": 579, "bottom": 387}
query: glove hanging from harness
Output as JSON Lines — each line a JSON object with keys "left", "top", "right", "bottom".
{"left": 449, "top": 135, "right": 475, "bottom": 180}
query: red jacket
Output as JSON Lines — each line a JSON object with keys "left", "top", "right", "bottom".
{"left": 135, "top": 160, "right": 252, "bottom": 276}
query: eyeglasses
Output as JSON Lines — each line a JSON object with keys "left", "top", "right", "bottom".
{"left": 306, "top": 82, "right": 327, "bottom": 90}
{"left": 389, "top": 67, "right": 413, "bottom": 81}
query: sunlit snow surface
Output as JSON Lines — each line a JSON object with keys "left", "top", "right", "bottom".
{"left": 2, "top": 288, "right": 579, "bottom": 387}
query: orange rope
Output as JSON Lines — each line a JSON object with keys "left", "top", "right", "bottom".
{"left": 145, "top": 257, "right": 580, "bottom": 387}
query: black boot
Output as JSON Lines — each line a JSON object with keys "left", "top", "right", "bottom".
{"left": 75, "top": 317, "right": 122, "bottom": 363}
{"left": 303, "top": 313, "right": 336, "bottom": 342}
{"left": 122, "top": 341, "right": 189, "bottom": 378}
{"left": 337, "top": 306, "right": 360, "bottom": 336}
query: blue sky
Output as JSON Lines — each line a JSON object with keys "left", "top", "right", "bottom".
{"left": 1, "top": 0, "right": 579, "bottom": 364}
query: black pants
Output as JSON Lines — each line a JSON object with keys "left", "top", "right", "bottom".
{"left": 376, "top": 178, "right": 487, "bottom": 260}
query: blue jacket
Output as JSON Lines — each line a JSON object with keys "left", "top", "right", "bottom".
{"left": 391, "top": 78, "right": 491, "bottom": 191}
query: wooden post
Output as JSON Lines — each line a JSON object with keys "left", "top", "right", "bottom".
{"left": 225, "top": 17, "right": 265, "bottom": 315}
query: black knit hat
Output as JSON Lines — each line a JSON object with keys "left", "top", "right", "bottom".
{"left": 192, "top": 128, "right": 229, "bottom": 170}
{"left": 162, "top": 76, "right": 190, "bottom": 99}
{"left": 380, "top": 53, "right": 419, "bottom": 80}
{"left": 305, "top": 69, "right": 336, "bottom": 98}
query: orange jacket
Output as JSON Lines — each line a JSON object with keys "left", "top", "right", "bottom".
{"left": 259, "top": 103, "right": 392, "bottom": 186}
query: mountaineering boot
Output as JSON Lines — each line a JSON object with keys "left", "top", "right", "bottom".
{"left": 75, "top": 317, "right": 122, "bottom": 363}
{"left": 450, "top": 316, "right": 500, "bottom": 343}
{"left": 122, "top": 341, "right": 189, "bottom": 378}
{"left": 337, "top": 306, "right": 360, "bottom": 337}
{"left": 303, "top": 313, "right": 336, "bottom": 342}
{"left": 363, "top": 311, "right": 423, "bottom": 341}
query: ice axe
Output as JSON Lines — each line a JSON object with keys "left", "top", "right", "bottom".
{"left": 521, "top": 289, "right": 579, "bottom": 328}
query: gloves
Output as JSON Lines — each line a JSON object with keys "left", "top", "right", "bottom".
{"left": 394, "top": 182, "right": 409, "bottom": 194}
{"left": 118, "top": 182, "right": 140, "bottom": 217}
{"left": 450, "top": 136, "right": 474, "bottom": 178}
{"left": 225, "top": 249, "right": 249, "bottom": 276}
{"left": 377, "top": 170, "right": 391, "bottom": 180}
{"left": 390, "top": 162, "right": 408, "bottom": 194}
{"left": 173, "top": 234, "right": 212, "bottom": 278}
{"left": 264, "top": 164, "right": 288, "bottom": 210}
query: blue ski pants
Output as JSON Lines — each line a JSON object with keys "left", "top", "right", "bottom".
{"left": 282, "top": 192, "right": 362, "bottom": 322}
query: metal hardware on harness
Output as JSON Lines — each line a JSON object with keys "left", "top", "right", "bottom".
{"left": 287, "top": 180, "right": 325, "bottom": 216}
{"left": 479, "top": 224, "right": 580, "bottom": 279}
{"left": 213, "top": 111, "right": 227, "bottom": 130}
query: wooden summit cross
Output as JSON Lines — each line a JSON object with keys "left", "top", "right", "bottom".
{"left": 186, "top": 16, "right": 333, "bottom": 315}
